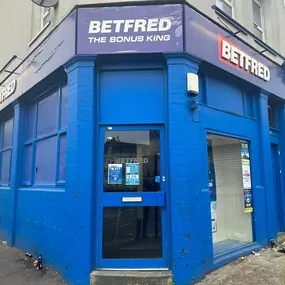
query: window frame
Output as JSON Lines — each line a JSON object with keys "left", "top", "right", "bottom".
{"left": 41, "top": 7, "right": 51, "bottom": 30}
{"left": 0, "top": 115, "right": 14, "bottom": 187}
{"left": 22, "top": 85, "right": 67, "bottom": 188}
{"left": 216, "top": 0, "right": 235, "bottom": 18}
{"left": 207, "top": 132, "right": 254, "bottom": 255}
{"left": 252, "top": 0, "right": 265, "bottom": 41}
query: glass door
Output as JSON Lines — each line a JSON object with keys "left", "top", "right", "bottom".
{"left": 97, "top": 126, "right": 167, "bottom": 268}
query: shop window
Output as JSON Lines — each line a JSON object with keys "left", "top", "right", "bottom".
{"left": 207, "top": 134, "right": 253, "bottom": 255}
{"left": 41, "top": 7, "right": 51, "bottom": 30}
{"left": 23, "top": 85, "right": 67, "bottom": 186}
{"left": 0, "top": 117, "right": 14, "bottom": 186}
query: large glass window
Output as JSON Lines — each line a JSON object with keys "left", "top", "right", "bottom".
{"left": 103, "top": 130, "right": 161, "bottom": 193}
{"left": 0, "top": 117, "right": 14, "bottom": 186}
{"left": 103, "top": 207, "right": 162, "bottom": 259}
{"left": 23, "top": 85, "right": 67, "bottom": 186}
{"left": 208, "top": 134, "right": 253, "bottom": 255}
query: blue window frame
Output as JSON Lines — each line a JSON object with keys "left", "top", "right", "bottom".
{"left": 0, "top": 116, "right": 14, "bottom": 186}
{"left": 22, "top": 85, "right": 67, "bottom": 187}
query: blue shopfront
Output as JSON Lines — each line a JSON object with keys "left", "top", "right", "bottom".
{"left": 1, "top": 2, "right": 285, "bottom": 285}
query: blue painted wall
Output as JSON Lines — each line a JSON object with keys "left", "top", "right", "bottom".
{"left": 166, "top": 54, "right": 277, "bottom": 285}
{"left": 14, "top": 190, "right": 66, "bottom": 266}
{"left": 0, "top": 52, "right": 281, "bottom": 285}
{"left": 0, "top": 189, "right": 11, "bottom": 242}
{"left": 166, "top": 55, "right": 213, "bottom": 285}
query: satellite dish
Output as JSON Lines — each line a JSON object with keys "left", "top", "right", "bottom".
{"left": 31, "top": 0, "right": 59, "bottom": 8}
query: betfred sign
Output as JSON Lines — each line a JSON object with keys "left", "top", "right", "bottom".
{"left": 88, "top": 18, "right": 172, "bottom": 44}
{"left": 88, "top": 18, "right": 172, "bottom": 34}
{"left": 218, "top": 35, "right": 270, "bottom": 82}
{"left": 77, "top": 5, "right": 183, "bottom": 54}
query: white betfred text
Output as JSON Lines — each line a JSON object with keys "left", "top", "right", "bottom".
{"left": 106, "top": 157, "right": 149, "bottom": 164}
{"left": 88, "top": 18, "right": 172, "bottom": 44}
{"left": 221, "top": 39, "right": 270, "bottom": 82}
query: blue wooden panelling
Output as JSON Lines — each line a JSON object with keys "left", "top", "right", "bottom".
{"left": 206, "top": 76, "right": 245, "bottom": 115}
{"left": 99, "top": 68, "right": 165, "bottom": 125}
{"left": 199, "top": 64, "right": 256, "bottom": 119}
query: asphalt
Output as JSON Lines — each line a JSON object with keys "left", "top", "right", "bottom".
{"left": 0, "top": 241, "right": 67, "bottom": 285}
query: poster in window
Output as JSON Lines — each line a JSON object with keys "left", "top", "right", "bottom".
{"left": 108, "top": 164, "right": 123, "bottom": 185}
{"left": 208, "top": 143, "right": 217, "bottom": 202}
{"left": 241, "top": 143, "right": 252, "bottom": 188}
{"left": 242, "top": 164, "right": 252, "bottom": 189}
{"left": 211, "top": 201, "right": 217, "bottom": 233}
{"left": 241, "top": 143, "right": 250, "bottom": 165}
{"left": 125, "top": 163, "right": 140, "bottom": 185}
{"left": 244, "top": 189, "right": 253, "bottom": 213}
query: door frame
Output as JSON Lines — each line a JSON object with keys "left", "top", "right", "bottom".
{"left": 95, "top": 125, "right": 168, "bottom": 269}
{"left": 271, "top": 143, "right": 284, "bottom": 232}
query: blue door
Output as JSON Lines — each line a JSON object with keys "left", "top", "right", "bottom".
{"left": 97, "top": 125, "right": 167, "bottom": 268}
{"left": 271, "top": 144, "right": 283, "bottom": 232}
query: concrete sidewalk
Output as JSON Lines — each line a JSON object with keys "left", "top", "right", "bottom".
{"left": 195, "top": 248, "right": 285, "bottom": 285}
{"left": 0, "top": 241, "right": 67, "bottom": 285}
{"left": 2, "top": 238, "right": 285, "bottom": 285}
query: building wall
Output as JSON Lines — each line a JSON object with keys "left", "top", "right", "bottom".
{"left": 0, "top": 2, "right": 284, "bottom": 285}
{"left": 1, "top": 0, "right": 285, "bottom": 83}
{"left": 187, "top": 0, "right": 285, "bottom": 64}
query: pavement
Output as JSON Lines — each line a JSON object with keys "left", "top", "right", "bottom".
{"left": 195, "top": 233, "right": 285, "bottom": 285}
{"left": 195, "top": 248, "right": 285, "bottom": 285}
{"left": 2, "top": 235, "right": 285, "bottom": 285}
{"left": 0, "top": 241, "right": 67, "bottom": 285}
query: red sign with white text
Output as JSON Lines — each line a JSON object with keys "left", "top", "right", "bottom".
{"left": 218, "top": 34, "right": 270, "bottom": 81}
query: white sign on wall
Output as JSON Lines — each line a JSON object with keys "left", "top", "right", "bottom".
{"left": 0, "top": 79, "right": 17, "bottom": 104}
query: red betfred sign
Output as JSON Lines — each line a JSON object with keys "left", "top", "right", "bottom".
{"left": 218, "top": 35, "right": 270, "bottom": 82}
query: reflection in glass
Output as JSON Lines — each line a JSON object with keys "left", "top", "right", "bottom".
{"left": 103, "top": 207, "right": 162, "bottom": 259}
{"left": 104, "top": 130, "right": 161, "bottom": 192}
